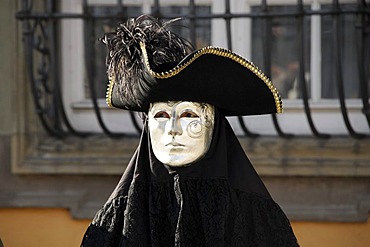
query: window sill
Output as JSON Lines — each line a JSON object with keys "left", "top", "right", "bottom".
{"left": 12, "top": 133, "right": 370, "bottom": 176}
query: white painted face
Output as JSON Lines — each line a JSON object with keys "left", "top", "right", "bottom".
{"left": 148, "top": 101, "right": 215, "bottom": 167}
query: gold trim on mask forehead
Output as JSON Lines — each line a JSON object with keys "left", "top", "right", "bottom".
{"left": 140, "top": 42, "right": 282, "bottom": 114}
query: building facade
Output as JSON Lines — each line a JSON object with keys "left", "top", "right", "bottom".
{"left": 0, "top": 0, "right": 369, "bottom": 246}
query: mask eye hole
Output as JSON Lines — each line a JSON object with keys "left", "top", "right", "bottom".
{"left": 180, "top": 111, "right": 199, "bottom": 118}
{"left": 154, "top": 111, "right": 170, "bottom": 119}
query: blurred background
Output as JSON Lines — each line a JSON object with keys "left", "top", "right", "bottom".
{"left": 0, "top": 0, "right": 369, "bottom": 246}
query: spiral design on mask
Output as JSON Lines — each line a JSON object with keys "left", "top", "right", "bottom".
{"left": 186, "top": 120, "right": 204, "bottom": 138}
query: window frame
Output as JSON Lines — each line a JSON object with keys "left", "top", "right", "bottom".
{"left": 61, "top": 0, "right": 368, "bottom": 136}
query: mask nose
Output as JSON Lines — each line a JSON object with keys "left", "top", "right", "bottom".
{"left": 168, "top": 116, "right": 183, "bottom": 136}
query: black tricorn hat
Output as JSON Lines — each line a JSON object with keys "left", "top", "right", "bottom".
{"left": 103, "top": 15, "right": 282, "bottom": 116}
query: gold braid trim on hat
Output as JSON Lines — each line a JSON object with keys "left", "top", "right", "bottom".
{"left": 106, "top": 42, "right": 283, "bottom": 113}
{"left": 140, "top": 42, "right": 282, "bottom": 114}
{"left": 106, "top": 76, "right": 114, "bottom": 107}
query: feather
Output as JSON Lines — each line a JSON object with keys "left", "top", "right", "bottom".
{"left": 100, "top": 15, "right": 193, "bottom": 109}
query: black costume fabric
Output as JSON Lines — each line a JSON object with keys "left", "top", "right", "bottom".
{"left": 81, "top": 111, "right": 299, "bottom": 247}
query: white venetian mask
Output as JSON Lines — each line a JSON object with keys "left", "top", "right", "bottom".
{"left": 148, "top": 101, "right": 215, "bottom": 167}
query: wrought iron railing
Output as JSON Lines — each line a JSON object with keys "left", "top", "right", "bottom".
{"left": 16, "top": 0, "right": 370, "bottom": 139}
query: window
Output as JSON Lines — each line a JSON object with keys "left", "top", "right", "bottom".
{"left": 61, "top": 0, "right": 369, "bottom": 136}
{"left": 251, "top": 5, "right": 311, "bottom": 100}
{"left": 321, "top": 4, "right": 363, "bottom": 99}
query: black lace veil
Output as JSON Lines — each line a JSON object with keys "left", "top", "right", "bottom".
{"left": 81, "top": 110, "right": 299, "bottom": 246}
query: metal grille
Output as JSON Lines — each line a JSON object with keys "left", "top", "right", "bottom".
{"left": 16, "top": 0, "right": 370, "bottom": 139}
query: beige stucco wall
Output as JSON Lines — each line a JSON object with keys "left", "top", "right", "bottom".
{"left": 0, "top": 208, "right": 369, "bottom": 247}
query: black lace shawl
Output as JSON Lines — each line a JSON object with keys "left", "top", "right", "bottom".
{"left": 81, "top": 112, "right": 299, "bottom": 246}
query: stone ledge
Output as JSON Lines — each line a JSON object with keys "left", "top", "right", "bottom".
{"left": 12, "top": 134, "right": 370, "bottom": 176}
{"left": 2, "top": 135, "right": 369, "bottom": 221}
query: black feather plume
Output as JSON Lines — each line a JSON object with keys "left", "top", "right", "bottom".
{"left": 100, "top": 15, "right": 193, "bottom": 109}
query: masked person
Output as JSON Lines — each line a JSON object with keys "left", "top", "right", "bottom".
{"left": 81, "top": 15, "right": 299, "bottom": 247}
